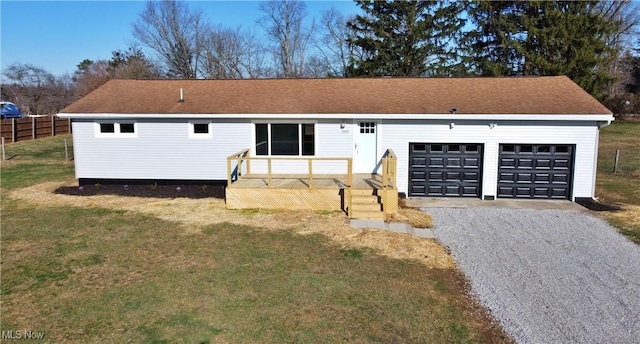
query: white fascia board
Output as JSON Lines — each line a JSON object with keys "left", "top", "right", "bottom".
{"left": 58, "top": 112, "right": 615, "bottom": 121}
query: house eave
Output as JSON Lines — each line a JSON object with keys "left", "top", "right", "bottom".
{"left": 58, "top": 113, "right": 615, "bottom": 121}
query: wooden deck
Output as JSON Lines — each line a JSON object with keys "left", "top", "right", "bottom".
{"left": 228, "top": 173, "right": 386, "bottom": 189}
{"left": 225, "top": 149, "right": 398, "bottom": 217}
{"left": 226, "top": 173, "right": 398, "bottom": 213}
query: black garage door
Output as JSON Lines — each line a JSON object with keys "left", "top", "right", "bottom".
{"left": 498, "top": 144, "right": 574, "bottom": 199}
{"left": 409, "top": 143, "right": 483, "bottom": 197}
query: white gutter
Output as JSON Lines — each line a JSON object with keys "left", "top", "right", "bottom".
{"left": 598, "top": 118, "right": 614, "bottom": 129}
{"left": 58, "top": 112, "right": 615, "bottom": 122}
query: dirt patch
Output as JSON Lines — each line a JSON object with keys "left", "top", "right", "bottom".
{"left": 10, "top": 181, "right": 456, "bottom": 270}
{"left": 576, "top": 198, "right": 622, "bottom": 211}
{"left": 55, "top": 183, "right": 225, "bottom": 199}
{"left": 388, "top": 207, "right": 433, "bottom": 228}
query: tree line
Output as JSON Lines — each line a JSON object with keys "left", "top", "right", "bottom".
{"left": 2, "top": 0, "right": 640, "bottom": 116}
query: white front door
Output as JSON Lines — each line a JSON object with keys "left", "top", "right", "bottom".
{"left": 354, "top": 121, "right": 378, "bottom": 173}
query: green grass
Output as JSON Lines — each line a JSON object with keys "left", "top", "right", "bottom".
{"left": 596, "top": 120, "right": 640, "bottom": 244}
{"left": 2, "top": 206, "right": 506, "bottom": 343}
{"left": 1, "top": 134, "right": 75, "bottom": 190}
{"left": 1, "top": 135, "right": 510, "bottom": 343}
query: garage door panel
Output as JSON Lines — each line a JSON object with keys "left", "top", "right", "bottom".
{"left": 517, "top": 173, "right": 533, "bottom": 183}
{"left": 517, "top": 159, "right": 534, "bottom": 168}
{"left": 464, "top": 172, "right": 479, "bottom": 181}
{"left": 552, "top": 174, "right": 569, "bottom": 183}
{"left": 534, "top": 174, "right": 550, "bottom": 182}
{"left": 446, "top": 157, "right": 461, "bottom": 167}
{"left": 446, "top": 172, "right": 460, "bottom": 180}
{"left": 428, "top": 171, "right": 443, "bottom": 181}
{"left": 409, "top": 143, "right": 483, "bottom": 197}
{"left": 463, "top": 157, "right": 479, "bottom": 167}
{"left": 498, "top": 144, "right": 574, "bottom": 200}
{"left": 428, "top": 157, "right": 444, "bottom": 167}
{"left": 554, "top": 159, "right": 570, "bottom": 168}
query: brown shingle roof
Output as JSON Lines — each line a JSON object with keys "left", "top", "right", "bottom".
{"left": 61, "top": 76, "right": 611, "bottom": 115}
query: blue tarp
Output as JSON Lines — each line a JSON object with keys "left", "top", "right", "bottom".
{"left": 0, "top": 102, "right": 23, "bottom": 119}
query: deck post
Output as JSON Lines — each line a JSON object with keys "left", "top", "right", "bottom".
{"left": 308, "top": 159, "right": 313, "bottom": 188}
{"left": 347, "top": 159, "right": 353, "bottom": 187}
{"left": 227, "top": 158, "right": 232, "bottom": 186}
{"left": 247, "top": 155, "right": 251, "bottom": 175}
{"left": 267, "top": 159, "right": 272, "bottom": 188}
{"left": 382, "top": 157, "right": 388, "bottom": 189}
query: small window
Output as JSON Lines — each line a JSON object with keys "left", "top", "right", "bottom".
{"left": 193, "top": 123, "right": 209, "bottom": 134}
{"left": 430, "top": 144, "right": 443, "bottom": 152}
{"left": 96, "top": 121, "right": 137, "bottom": 138}
{"left": 521, "top": 145, "right": 533, "bottom": 153}
{"left": 537, "top": 145, "right": 551, "bottom": 153}
{"left": 502, "top": 145, "right": 515, "bottom": 153}
{"left": 359, "top": 122, "right": 375, "bottom": 134}
{"left": 100, "top": 123, "right": 115, "bottom": 133}
{"left": 555, "top": 145, "right": 569, "bottom": 153}
{"left": 412, "top": 144, "right": 426, "bottom": 152}
{"left": 466, "top": 145, "right": 479, "bottom": 152}
{"left": 448, "top": 144, "right": 460, "bottom": 152}
{"left": 120, "top": 123, "right": 135, "bottom": 133}
{"left": 189, "top": 122, "right": 212, "bottom": 139}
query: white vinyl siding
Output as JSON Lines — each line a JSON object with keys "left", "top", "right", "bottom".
{"left": 71, "top": 116, "right": 602, "bottom": 201}
{"left": 73, "top": 119, "right": 250, "bottom": 180}
{"left": 381, "top": 119, "right": 600, "bottom": 200}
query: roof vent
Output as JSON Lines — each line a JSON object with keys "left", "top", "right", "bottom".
{"left": 450, "top": 108, "right": 457, "bottom": 114}
{"left": 179, "top": 88, "right": 184, "bottom": 103}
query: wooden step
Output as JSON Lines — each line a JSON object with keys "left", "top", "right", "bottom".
{"left": 350, "top": 210, "right": 385, "bottom": 220}
{"left": 351, "top": 202, "right": 382, "bottom": 211}
{"left": 351, "top": 194, "right": 380, "bottom": 203}
{"left": 350, "top": 188, "right": 377, "bottom": 196}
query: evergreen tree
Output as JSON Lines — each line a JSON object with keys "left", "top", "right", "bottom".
{"left": 463, "top": 1, "right": 523, "bottom": 76}
{"left": 518, "top": 1, "right": 617, "bottom": 100}
{"left": 465, "top": 0, "right": 620, "bottom": 101}
{"left": 347, "top": 0, "right": 464, "bottom": 77}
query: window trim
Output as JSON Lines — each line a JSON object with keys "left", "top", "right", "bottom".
{"left": 188, "top": 121, "right": 213, "bottom": 139}
{"left": 95, "top": 120, "right": 137, "bottom": 138}
{"left": 252, "top": 120, "right": 316, "bottom": 156}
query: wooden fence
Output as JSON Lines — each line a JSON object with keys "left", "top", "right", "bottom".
{"left": 0, "top": 116, "right": 71, "bottom": 143}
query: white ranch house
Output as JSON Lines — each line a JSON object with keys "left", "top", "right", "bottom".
{"left": 59, "top": 77, "right": 613, "bottom": 216}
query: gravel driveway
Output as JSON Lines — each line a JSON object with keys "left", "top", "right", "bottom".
{"left": 427, "top": 208, "right": 640, "bottom": 344}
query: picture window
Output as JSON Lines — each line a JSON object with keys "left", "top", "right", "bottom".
{"left": 255, "top": 123, "right": 315, "bottom": 156}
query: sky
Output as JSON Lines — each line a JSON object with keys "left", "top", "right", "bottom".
{"left": 0, "top": 1, "right": 359, "bottom": 77}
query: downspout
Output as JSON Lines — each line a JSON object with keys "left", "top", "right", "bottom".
{"left": 591, "top": 118, "right": 614, "bottom": 201}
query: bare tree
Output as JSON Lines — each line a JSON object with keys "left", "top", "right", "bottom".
{"left": 201, "top": 26, "right": 269, "bottom": 79}
{"left": 595, "top": 0, "right": 640, "bottom": 95}
{"left": 596, "top": 0, "right": 640, "bottom": 48}
{"left": 2, "top": 63, "right": 57, "bottom": 115}
{"left": 316, "top": 8, "right": 354, "bottom": 77}
{"left": 132, "top": 0, "right": 206, "bottom": 78}
{"left": 258, "top": 0, "right": 314, "bottom": 78}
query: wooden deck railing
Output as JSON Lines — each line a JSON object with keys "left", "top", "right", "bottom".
{"left": 226, "top": 149, "right": 353, "bottom": 188}
{"left": 226, "top": 148, "right": 251, "bottom": 186}
{"left": 226, "top": 148, "right": 399, "bottom": 218}
{"left": 381, "top": 149, "right": 398, "bottom": 215}
{"left": 381, "top": 149, "right": 397, "bottom": 189}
